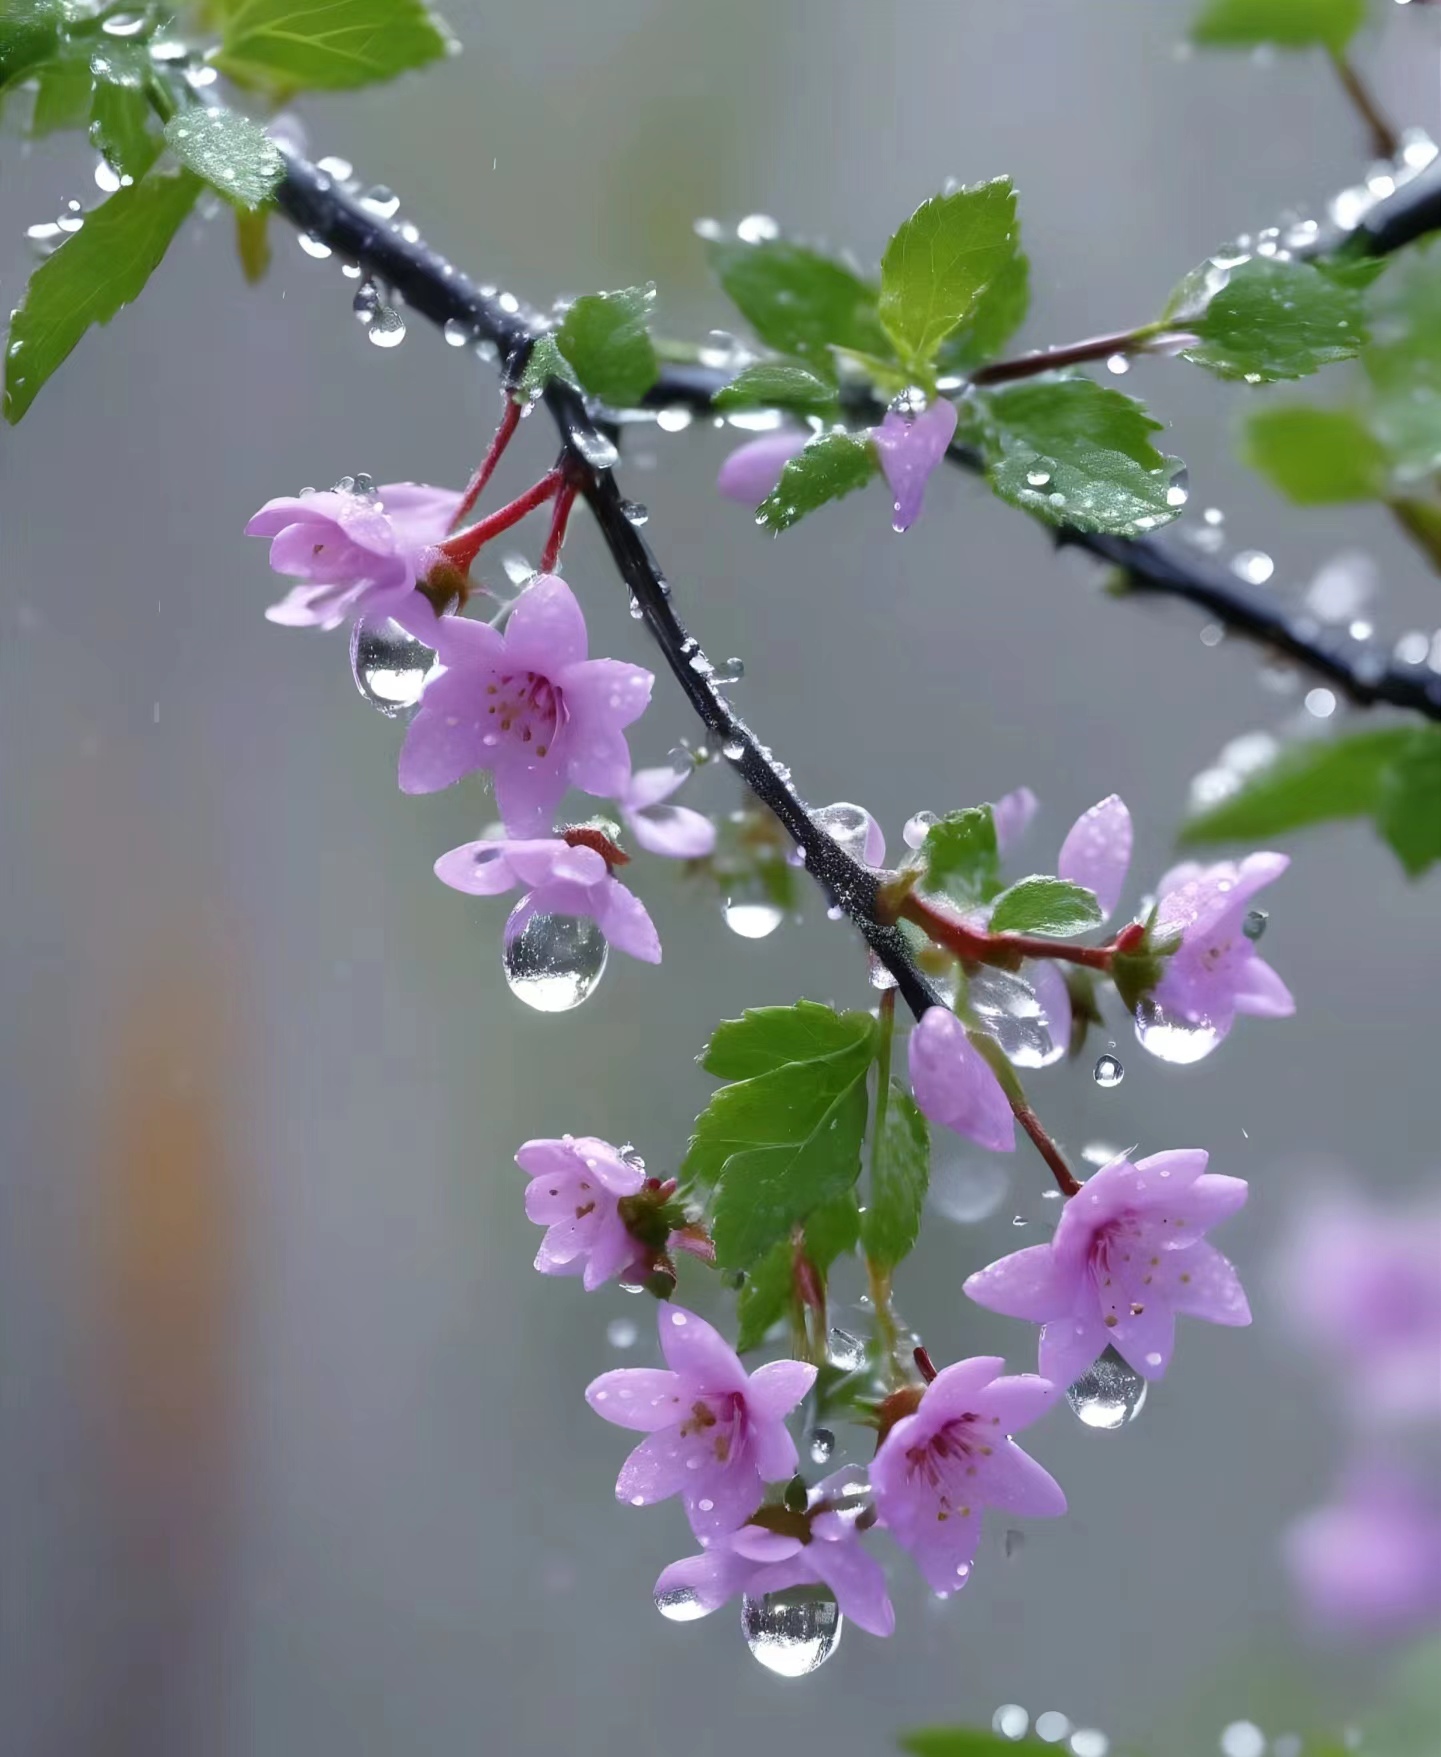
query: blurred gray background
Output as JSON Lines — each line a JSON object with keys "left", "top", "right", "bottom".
{"left": 2, "top": 2, "right": 1439, "bottom": 1753}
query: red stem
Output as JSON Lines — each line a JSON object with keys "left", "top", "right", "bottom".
{"left": 900, "top": 892, "right": 1116, "bottom": 971}
{"left": 968, "top": 326, "right": 1159, "bottom": 387}
{"left": 540, "top": 478, "right": 579, "bottom": 573}
{"left": 1012, "top": 1098, "right": 1081, "bottom": 1198}
{"left": 451, "top": 396, "right": 521, "bottom": 530}
{"left": 439, "top": 469, "right": 561, "bottom": 572}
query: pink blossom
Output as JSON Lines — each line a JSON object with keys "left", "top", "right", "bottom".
{"left": 991, "top": 786, "right": 1039, "bottom": 856}
{"left": 654, "top": 1502, "right": 895, "bottom": 1637}
{"left": 717, "top": 429, "right": 807, "bottom": 504}
{"left": 1284, "top": 1463, "right": 1441, "bottom": 1643}
{"left": 620, "top": 766, "right": 716, "bottom": 859}
{"left": 1147, "top": 853, "right": 1294, "bottom": 1044}
{"left": 1276, "top": 1192, "right": 1441, "bottom": 1424}
{"left": 248, "top": 482, "right": 461, "bottom": 629}
{"left": 398, "top": 574, "right": 653, "bottom": 833}
{"left": 872, "top": 398, "right": 958, "bottom": 532}
{"left": 586, "top": 1306, "right": 816, "bottom": 1537}
{"left": 434, "top": 835, "right": 660, "bottom": 964}
{"left": 1057, "top": 794, "right": 1133, "bottom": 921}
{"left": 964, "top": 1149, "right": 1250, "bottom": 1387}
{"left": 908, "top": 1007, "right": 1014, "bottom": 1152}
{"left": 515, "top": 1136, "right": 651, "bottom": 1290}
{"left": 870, "top": 1357, "right": 1064, "bottom": 1595}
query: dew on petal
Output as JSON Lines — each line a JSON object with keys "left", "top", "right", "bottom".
{"left": 1066, "top": 1347, "right": 1148, "bottom": 1430}
{"left": 349, "top": 617, "right": 436, "bottom": 717}
{"left": 503, "top": 914, "right": 608, "bottom": 1011}
{"left": 655, "top": 1584, "right": 708, "bottom": 1622}
{"left": 741, "top": 1587, "right": 842, "bottom": 1677}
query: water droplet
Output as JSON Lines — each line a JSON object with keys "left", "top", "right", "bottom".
{"left": 1220, "top": 1724, "right": 1266, "bottom": 1757}
{"left": 1066, "top": 1346, "right": 1148, "bottom": 1430}
{"left": 627, "top": 593, "right": 643, "bottom": 620}
{"left": 572, "top": 428, "right": 619, "bottom": 470}
{"left": 1026, "top": 468, "right": 1052, "bottom": 488}
{"left": 1036, "top": 1713, "right": 1073, "bottom": 1744}
{"left": 349, "top": 617, "right": 436, "bottom": 717}
{"left": 804, "top": 1427, "right": 836, "bottom": 1466}
{"left": 970, "top": 966, "right": 1061, "bottom": 1068}
{"left": 367, "top": 304, "right": 407, "bottom": 348}
{"left": 655, "top": 1584, "right": 708, "bottom": 1622}
{"left": 826, "top": 1328, "right": 866, "bottom": 1371}
{"left": 620, "top": 500, "right": 649, "bottom": 526}
{"left": 316, "top": 155, "right": 354, "bottom": 182}
{"left": 359, "top": 185, "right": 400, "bottom": 219}
{"left": 736, "top": 213, "right": 780, "bottom": 244}
{"left": 1242, "top": 909, "right": 1268, "bottom": 941}
{"left": 1230, "top": 549, "right": 1274, "bottom": 586}
{"left": 102, "top": 11, "right": 148, "bottom": 34}
{"left": 1071, "top": 1732, "right": 1111, "bottom": 1757}
{"left": 656, "top": 407, "right": 693, "bottom": 433}
{"left": 352, "top": 280, "right": 381, "bottom": 324}
{"left": 903, "top": 809, "right": 937, "bottom": 850}
{"left": 741, "top": 1587, "right": 842, "bottom": 1677}
{"left": 297, "top": 232, "right": 332, "bottom": 259}
{"left": 722, "top": 739, "right": 745, "bottom": 762}
{"left": 712, "top": 656, "right": 745, "bottom": 685}
{"left": 443, "top": 317, "right": 472, "bottom": 347}
{"left": 1134, "top": 998, "right": 1220, "bottom": 1064}
{"left": 1304, "top": 686, "right": 1337, "bottom": 718}
{"left": 722, "top": 897, "right": 784, "bottom": 939}
{"left": 812, "top": 802, "right": 877, "bottom": 865}
{"left": 1105, "top": 354, "right": 1130, "bottom": 375}
{"left": 1093, "top": 1054, "right": 1124, "bottom": 1089}
{"left": 994, "top": 1705, "right": 1030, "bottom": 1739}
{"left": 503, "top": 914, "right": 608, "bottom": 1011}
{"left": 94, "top": 158, "right": 122, "bottom": 193}
{"left": 606, "top": 1317, "right": 637, "bottom": 1349}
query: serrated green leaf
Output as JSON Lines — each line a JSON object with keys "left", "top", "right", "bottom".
{"left": 1375, "top": 727, "right": 1441, "bottom": 877}
{"left": 713, "top": 360, "right": 838, "bottom": 415}
{"left": 514, "top": 331, "right": 580, "bottom": 401}
{"left": 735, "top": 1239, "right": 792, "bottom": 1352}
{"left": 806, "top": 1190, "right": 861, "bottom": 1268}
{"left": 0, "top": 1, "right": 68, "bottom": 93}
{"left": 973, "top": 376, "right": 1183, "bottom": 537}
{"left": 922, "top": 805, "right": 1001, "bottom": 905}
{"left": 757, "top": 430, "right": 876, "bottom": 532}
{"left": 707, "top": 236, "right": 888, "bottom": 370}
{"left": 1182, "top": 257, "right": 1366, "bottom": 382}
{"left": 703, "top": 998, "right": 871, "bottom": 1083}
{"left": 1242, "top": 404, "right": 1391, "bottom": 503}
{"left": 989, "top": 875, "right": 1103, "bottom": 937}
{"left": 555, "top": 283, "right": 658, "bottom": 408}
{"left": 164, "top": 107, "right": 282, "bottom": 211}
{"left": 934, "top": 248, "right": 1031, "bottom": 374}
{"left": 5, "top": 169, "right": 200, "bottom": 425}
{"left": 215, "top": 0, "right": 453, "bottom": 92}
{"left": 878, "top": 179, "right": 1019, "bottom": 373}
{"left": 89, "top": 76, "right": 160, "bottom": 181}
{"left": 1363, "top": 243, "right": 1441, "bottom": 478}
{"left": 860, "top": 1085, "right": 929, "bottom": 1270}
{"left": 1182, "top": 728, "right": 1417, "bottom": 842}
{"left": 900, "top": 1729, "right": 1051, "bottom": 1757}
{"left": 1192, "top": 0, "right": 1365, "bottom": 52}
{"left": 31, "top": 52, "right": 90, "bottom": 133}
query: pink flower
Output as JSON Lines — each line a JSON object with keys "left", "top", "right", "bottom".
{"left": 434, "top": 835, "right": 661, "bottom": 964}
{"left": 399, "top": 574, "right": 653, "bottom": 832}
{"left": 1146, "top": 853, "right": 1295, "bottom": 1045}
{"left": 992, "top": 786, "right": 1039, "bottom": 856}
{"left": 1057, "top": 793, "right": 1133, "bottom": 921}
{"left": 870, "top": 1357, "right": 1064, "bottom": 1595}
{"left": 248, "top": 481, "right": 460, "bottom": 629}
{"left": 908, "top": 1006, "right": 1014, "bottom": 1152}
{"left": 964, "top": 1149, "right": 1250, "bottom": 1387}
{"left": 515, "top": 1136, "right": 652, "bottom": 1290}
{"left": 717, "top": 429, "right": 807, "bottom": 504}
{"left": 1284, "top": 1463, "right": 1441, "bottom": 1643}
{"left": 1276, "top": 1192, "right": 1441, "bottom": 1425}
{"left": 587, "top": 1306, "right": 816, "bottom": 1537}
{"left": 619, "top": 766, "right": 716, "bottom": 859}
{"left": 872, "top": 398, "right": 958, "bottom": 532}
{"left": 654, "top": 1500, "right": 895, "bottom": 1638}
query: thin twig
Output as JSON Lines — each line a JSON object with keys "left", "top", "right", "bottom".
{"left": 1329, "top": 51, "right": 1403, "bottom": 163}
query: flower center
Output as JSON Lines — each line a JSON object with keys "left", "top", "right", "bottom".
{"left": 905, "top": 1414, "right": 994, "bottom": 1520}
{"left": 679, "top": 1391, "right": 745, "bottom": 1464}
{"left": 483, "top": 669, "right": 562, "bottom": 757}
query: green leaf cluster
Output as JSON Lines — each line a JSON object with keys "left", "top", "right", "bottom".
{"left": 1182, "top": 725, "right": 1441, "bottom": 877}
{"left": 878, "top": 179, "right": 1020, "bottom": 378}
{"left": 921, "top": 806, "right": 1001, "bottom": 905}
{"left": 556, "top": 284, "right": 659, "bottom": 408}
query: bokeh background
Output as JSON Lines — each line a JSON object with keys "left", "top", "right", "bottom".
{"left": 2, "top": 2, "right": 1439, "bottom": 1753}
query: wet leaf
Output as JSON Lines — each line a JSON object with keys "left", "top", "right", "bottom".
{"left": 1182, "top": 257, "right": 1367, "bottom": 382}
{"left": 879, "top": 178, "right": 1019, "bottom": 374}
{"left": 714, "top": 359, "right": 838, "bottom": 415}
{"left": 989, "top": 875, "right": 1103, "bottom": 937}
{"left": 1192, "top": 0, "right": 1365, "bottom": 52}
{"left": 556, "top": 284, "right": 658, "bottom": 408}
{"left": 1242, "top": 404, "right": 1391, "bottom": 502}
{"left": 934, "top": 248, "right": 1031, "bottom": 374}
{"left": 215, "top": 0, "right": 454, "bottom": 92}
{"left": 922, "top": 805, "right": 1001, "bottom": 905}
{"left": 164, "top": 106, "right": 282, "bottom": 211}
{"left": 707, "top": 235, "right": 888, "bottom": 369}
{"left": 860, "top": 1085, "right": 929, "bottom": 1270}
{"left": 757, "top": 430, "right": 876, "bottom": 532}
{"left": 89, "top": 77, "right": 161, "bottom": 181}
{"left": 1375, "top": 727, "right": 1441, "bottom": 877}
{"left": 0, "top": 1, "right": 67, "bottom": 93}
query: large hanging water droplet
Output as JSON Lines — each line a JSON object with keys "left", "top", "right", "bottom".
{"left": 349, "top": 617, "right": 435, "bottom": 717}
{"left": 572, "top": 428, "right": 619, "bottom": 470}
{"left": 443, "top": 317, "right": 473, "bottom": 347}
{"left": 655, "top": 1584, "right": 708, "bottom": 1622}
{"left": 711, "top": 656, "right": 745, "bottom": 685}
{"left": 1134, "top": 998, "right": 1220, "bottom": 1065}
{"left": 826, "top": 1328, "right": 866, "bottom": 1371}
{"left": 352, "top": 279, "right": 381, "bottom": 325}
{"left": 367, "top": 303, "right": 407, "bottom": 348}
{"left": 722, "top": 894, "right": 784, "bottom": 939}
{"left": 903, "top": 809, "right": 937, "bottom": 850}
{"left": 812, "top": 801, "right": 876, "bottom": 865}
{"left": 1093, "top": 1054, "right": 1124, "bottom": 1089}
{"left": 808, "top": 1427, "right": 835, "bottom": 1465}
{"left": 741, "top": 1588, "right": 842, "bottom": 1677}
{"left": 503, "top": 914, "right": 608, "bottom": 1011}
{"left": 969, "top": 967, "right": 1058, "bottom": 1068}
{"left": 1066, "top": 1346, "right": 1148, "bottom": 1430}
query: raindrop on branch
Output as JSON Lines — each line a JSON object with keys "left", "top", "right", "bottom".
{"left": 572, "top": 429, "right": 619, "bottom": 470}
{"left": 741, "top": 1588, "right": 842, "bottom": 1676}
{"left": 903, "top": 809, "right": 937, "bottom": 849}
{"left": 503, "top": 914, "right": 608, "bottom": 1011}
{"left": 443, "top": 318, "right": 473, "bottom": 347}
{"left": 1066, "top": 1346, "right": 1148, "bottom": 1430}
{"left": 813, "top": 802, "right": 876, "bottom": 865}
{"left": 712, "top": 657, "right": 745, "bottom": 685}
{"left": 349, "top": 617, "right": 435, "bottom": 717}
{"left": 359, "top": 185, "right": 400, "bottom": 218}
{"left": 352, "top": 280, "right": 381, "bottom": 325}
{"left": 367, "top": 304, "right": 407, "bottom": 348}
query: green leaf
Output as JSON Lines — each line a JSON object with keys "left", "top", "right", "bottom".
{"left": 683, "top": 1003, "right": 876, "bottom": 1270}
{"left": 514, "top": 331, "right": 580, "bottom": 401}
{"left": 554, "top": 284, "right": 658, "bottom": 408}
{"left": 1192, "top": 0, "right": 1365, "bottom": 52}
{"left": 89, "top": 76, "right": 161, "bottom": 181}
{"left": 972, "top": 376, "right": 1183, "bottom": 537}
{"left": 1241, "top": 404, "right": 1392, "bottom": 503}
{"left": 1390, "top": 496, "right": 1441, "bottom": 570}
{"left": 1362, "top": 243, "right": 1441, "bottom": 478}
{"left": 806, "top": 1190, "right": 861, "bottom": 1269}
{"left": 215, "top": 0, "right": 454, "bottom": 92}
{"left": 703, "top": 998, "right": 872, "bottom": 1083}
{"left": 713, "top": 360, "right": 838, "bottom": 416}
{"left": 860, "top": 1085, "right": 929, "bottom": 1270}
{"left": 4, "top": 169, "right": 200, "bottom": 425}
{"left": 0, "top": 1, "right": 67, "bottom": 93}
{"left": 1181, "top": 257, "right": 1367, "bottom": 383}
{"left": 934, "top": 248, "right": 1031, "bottom": 374}
{"left": 922, "top": 805, "right": 1001, "bottom": 905}
{"left": 707, "top": 236, "right": 888, "bottom": 371}
{"left": 1375, "top": 727, "right": 1441, "bottom": 877}
{"left": 989, "top": 875, "right": 1103, "bottom": 937}
{"left": 163, "top": 107, "right": 283, "bottom": 211}
{"left": 1181, "top": 727, "right": 1418, "bottom": 844}
{"left": 900, "top": 1730, "right": 1050, "bottom": 1757}
{"left": 735, "top": 1239, "right": 793, "bottom": 1352}
{"left": 31, "top": 52, "right": 90, "bottom": 134}
{"left": 878, "top": 179, "right": 1019, "bottom": 374}
{"left": 757, "top": 430, "right": 876, "bottom": 532}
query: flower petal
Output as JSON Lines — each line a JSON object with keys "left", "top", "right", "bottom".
{"left": 657, "top": 1306, "right": 748, "bottom": 1394}
{"left": 586, "top": 1368, "right": 686, "bottom": 1432}
{"left": 808, "top": 1535, "right": 896, "bottom": 1636}
{"left": 502, "top": 573, "right": 589, "bottom": 673}
{"left": 970, "top": 1439, "right": 1068, "bottom": 1518}
{"left": 992, "top": 787, "right": 1038, "bottom": 855}
{"left": 747, "top": 1358, "right": 819, "bottom": 1423}
{"left": 1169, "top": 1240, "right": 1252, "bottom": 1326}
{"left": 717, "top": 430, "right": 807, "bottom": 503}
{"left": 873, "top": 398, "right": 958, "bottom": 532}
{"left": 964, "top": 1244, "right": 1072, "bottom": 1322}
{"left": 630, "top": 802, "right": 717, "bottom": 859}
{"left": 616, "top": 1428, "right": 704, "bottom": 1507}
{"left": 434, "top": 840, "right": 519, "bottom": 897}
{"left": 1038, "top": 1312, "right": 1109, "bottom": 1393}
{"left": 1057, "top": 794, "right": 1132, "bottom": 921}
{"left": 594, "top": 879, "right": 662, "bottom": 964}
{"left": 1232, "top": 955, "right": 1296, "bottom": 1019}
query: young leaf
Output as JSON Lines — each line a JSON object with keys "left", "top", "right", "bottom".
{"left": 1375, "top": 727, "right": 1441, "bottom": 878}
{"left": 1191, "top": 0, "right": 1365, "bottom": 52}
{"left": 806, "top": 1190, "right": 862, "bottom": 1269}
{"left": 757, "top": 430, "right": 876, "bottom": 532}
{"left": 514, "top": 332, "right": 580, "bottom": 400}
{"left": 713, "top": 360, "right": 838, "bottom": 416}
{"left": 703, "top": 998, "right": 872, "bottom": 1083}
{"left": 1241, "top": 404, "right": 1391, "bottom": 503}
{"left": 735, "top": 1239, "right": 793, "bottom": 1352}
{"left": 90, "top": 78, "right": 161, "bottom": 181}
{"left": 164, "top": 107, "right": 283, "bottom": 211}
{"left": 0, "top": 1, "right": 67, "bottom": 93}
{"left": 707, "top": 236, "right": 888, "bottom": 370}
{"left": 235, "top": 207, "right": 272, "bottom": 283}
{"left": 934, "top": 249, "right": 1031, "bottom": 374}
{"left": 860, "top": 1085, "right": 929, "bottom": 1271}
{"left": 5, "top": 170, "right": 201, "bottom": 425}
{"left": 922, "top": 806, "right": 1000, "bottom": 905}
{"left": 1181, "top": 258, "right": 1366, "bottom": 383}
{"left": 555, "top": 284, "right": 658, "bottom": 408}
{"left": 1362, "top": 243, "right": 1441, "bottom": 478}
{"left": 972, "top": 376, "right": 1183, "bottom": 537}
{"left": 31, "top": 54, "right": 91, "bottom": 134}
{"left": 989, "top": 875, "right": 1103, "bottom": 937}
{"left": 215, "top": 0, "right": 454, "bottom": 93}
{"left": 878, "top": 179, "right": 1019, "bottom": 374}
